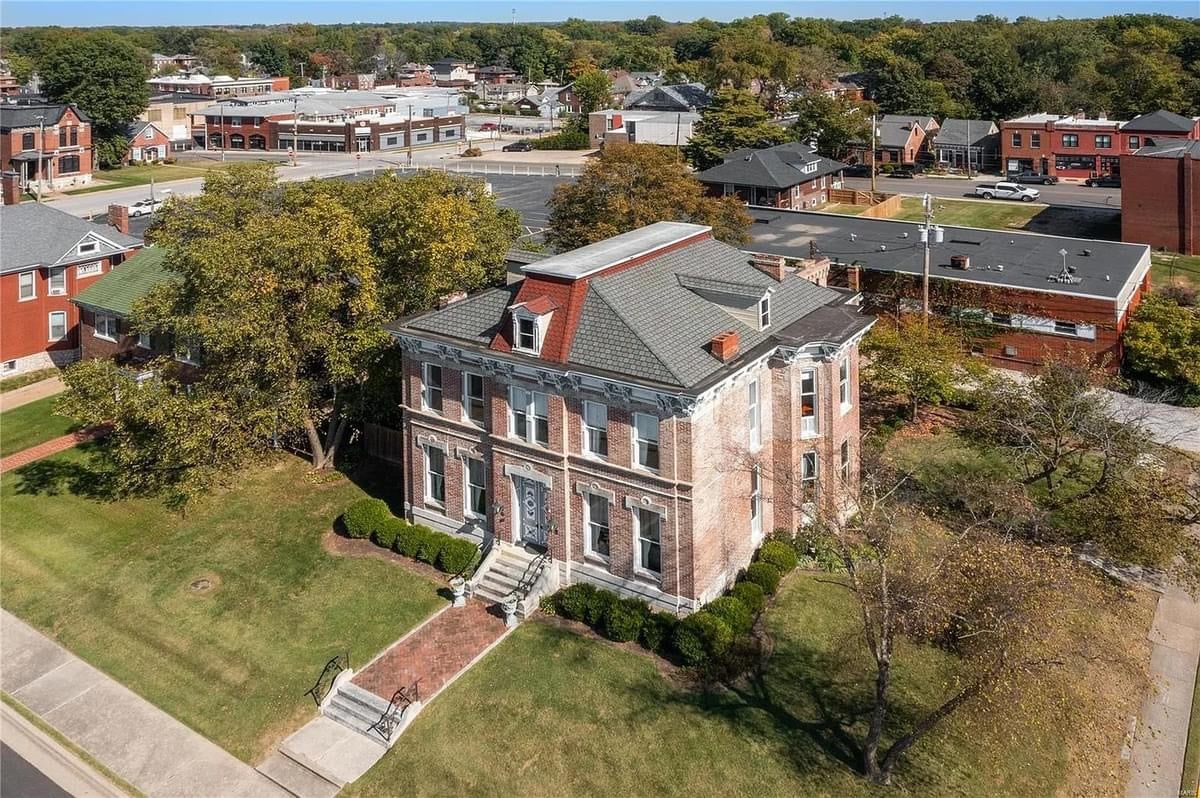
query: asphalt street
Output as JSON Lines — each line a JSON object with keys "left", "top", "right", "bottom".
{"left": 0, "top": 743, "right": 72, "bottom": 798}
{"left": 840, "top": 175, "right": 1121, "bottom": 210}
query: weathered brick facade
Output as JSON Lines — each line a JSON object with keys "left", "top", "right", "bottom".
{"left": 1121, "top": 145, "right": 1198, "bottom": 256}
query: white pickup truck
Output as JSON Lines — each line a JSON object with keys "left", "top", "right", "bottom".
{"left": 974, "top": 182, "right": 1040, "bottom": 202}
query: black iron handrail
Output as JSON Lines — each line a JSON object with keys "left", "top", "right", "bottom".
{"left": 368, "top": 680, "right": 421, "bottom": 741}
{"left": 504, "top": 549, "right": 551, "bottom": 605}
{"left": 304, "top": 652, "right": 349, "bottom": 707}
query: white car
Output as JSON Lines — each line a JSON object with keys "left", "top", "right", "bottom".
{"left": 974, "top": 182, "right": 1040, "bottom": 202}
{"left": 127, "top": 192, "right": 171, "bottom": 217}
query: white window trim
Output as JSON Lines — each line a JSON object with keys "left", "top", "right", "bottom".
{"left": 631, "top": 412, "right": 660, "bottom": 473}
{"left": 76, "top": 261, "right": 103, "bottom": 278}
{"left": 581, "top": 400, "right": 609, "bottom": 459}
{"left": 509, "top": 385, "right": 549, "bottom": 447}
{"left": 93, "top": 312, "right": 117, "bottom": 342}
{"left": 77, "top": 240, "right": 99, "bottom": 255}
{"left": 47, "top": 311, "right": 67, "bottom": 341}
{"left": 750, "top": 464, "right": 763, "bottom": 543}
{"left": 582, "top": 491, "right": 612, "bottom": 563}
{"left": 630, "top": 505, "right": 665, "bottom": 580}
{"left": 47, "top": 266, "right": 67, "bottom": 296}
{"left": 137, "top": 332, "right": 152, "bottom": 350}
{"left": 462, "top": 455, "right": 487, "bottom": 520}
{"left": 799, "top": 368, "right": 819, "bottom": 439}
{"left": 17, "top": 270, "right": 36, "bottom": 302}
{"left": 422, "top": 362, "right": 443, "bottom": 413}
{"left": 838, "top": 357, "right": 852, "bottom": 414}
{"left": 461, "top": 371, "right": 485, "bottom": 427}
{"left": 424, "top": 444, "right": 447, "bottom": 508}
{"left": 758, "top": 295, "right": 770, "bottom": 329}
{"left": 748, "top": 379, "right": 762, "bottom": 451}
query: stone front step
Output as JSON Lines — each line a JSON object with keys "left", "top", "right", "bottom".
{"left": 322, "top": 682, "right": 393, "bottom": 744}
{"left": 256, "top": 751, "right": 340, "bottom": 798}
{"left": 470, "top": 545, "right": 540, "bottom": 612}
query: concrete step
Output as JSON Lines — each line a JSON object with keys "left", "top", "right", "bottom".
{"left": 257, "top": 751, "right": 340, "bottom": 798}
{"left": 334, "top": 682, "right": 391, "bottom": 716}
{"left": 325, "top": 695, "right": 382, "bottom": 729}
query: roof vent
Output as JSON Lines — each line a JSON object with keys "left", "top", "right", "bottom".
{"left": 950, "top": 254, "right": 970, "bottom": 270}
{"left": 879, "top": 244, "right": 887, "bottom": 251}
{"left": 1082, "top": 248, "right": 1092, "bottom": 257}
{"left": 996, "top": 264, "right": 1004, "bottom": 271}
{"left": 710, "top": 331, "right": 740, "bottom": 362}
{"left": 849, "top": 233, "right": 857, "bottom": 241}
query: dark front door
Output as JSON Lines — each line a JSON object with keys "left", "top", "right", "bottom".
{"left": 515, "top": 477, "right": 548, "bottom": 548}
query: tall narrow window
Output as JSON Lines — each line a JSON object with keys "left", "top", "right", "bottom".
{"left": 582, "top": 401, "right": 608, "bottom": 458}
{"left": 48, "top": 311, "right": 67, "bottom": 341}
{"left": 800, "top": 369, "right": 818, "bottom": 436}
{"left": 510, "top": 386, "right": 549, "bottom": 446}
{"left": 838, "top": 358, "right": 851, "bottom": 409}
{"left": 462, "top": 372, "right": 485, "bottom": 426}
{"left": 747, "top": 379, "right": 761, "bottom": 449}
{"left": 515, "top": 316, "right": 537, "bottom": 352}
{"left": 464, "top": 457, "right": 487, "bottom": 518}
{"left": 424, "top": 446, "right": 446, "bottom": 506}
{"left": 635, "top": 508, "right": 662, "bottom": 576}
{"left": 750, "top": 465, "right": 763, "bottom": 541}
{"left": 47, "top": 267, "right": 66, "bottom": 296}
{"left": 758, "top": 296, "right": 770, "bottom": 328}
{"left": 633, "top": 413, "right": 660, "bottom": 471}
{"left": 422, "top": 363, "right": 443, "bottom": 412}
{"left": 840, "top": 440, "right": 851, "bottom": 483}
{"left": 59, "top": 127, "right": 67, "bottom": 147}
{"left": 801, "top": 451, "right": 819, "bottom": 495}
{"left": 585, "top": 493, "right": 610, "bottom": 559}
{"left": 18, "top": 271, "right": 35, "bottom": 301}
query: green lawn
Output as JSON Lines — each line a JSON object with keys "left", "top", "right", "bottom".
{"left": 0, "top": 394, "right": 79, "bottom": 457}
{"left": 347, "top": 573, "right": 1131, "bottom": 798}
{"left": 826, "top": 196, "right": 1120, "bottom": 240}
{"left": 1151, "top": 253, "right": 1200, "bottom": 293}
{"left": 61, "top": 160, "right": 239, "bottom": 195}
{"left": 0, "top": 450, "right": 444, "bottom": 761}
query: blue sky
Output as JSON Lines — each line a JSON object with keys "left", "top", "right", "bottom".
{"left": 2, "top": 0, "right": 1196, "bottom": 27}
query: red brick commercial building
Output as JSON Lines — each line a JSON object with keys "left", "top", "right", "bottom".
{"left": 147, "top": 74, "right": 290, "bottom": 98}
{"left": 389, "top": 222, "right": 873, "bottom": 612}
{"left": 746, "top": 208, "right": 1152, "bottom": 373}
{"left": 1001, "top": 109, "right": 1200, "bottom": 179}
{"left": 1121, "top": 140, "right": 1199, "bottom": 255}
{"left": 0, "top": 204, "right": 141, "bottom": 376}
{"left": 696, "top": 142, "right": 847, "bottom": 210}
{"left": 0, "top": 103, "right": 93, "bottom": 192}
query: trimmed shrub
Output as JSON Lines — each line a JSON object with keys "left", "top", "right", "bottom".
{"left": 399, "top": 524, "right": 431, "bottom": 558}
{"left": 731, "top": 581, "right": 766, "bottom": 616}
{"left": 437, "top": 537, "right": 479, "bottom": 574}
{"left": 343, "top": 498, "right": 390, "bottom": 540}
{"left": 372, "top": 517, "right": 407, "bottom": 550}
{"left": 672, "top": 612, "right": 734, "bottom": 667}
{"left": 461, "top": 146, "right": 483, "bottom": 157}
{"left": 530, "top": 130, "right": 589, "bottom": 150}
{"left": 604, "top": 599, "right": 647, "bottom": 643}
{"left": 641, "top": 611, "right": 677, "bottom": 654}
{"left": 417, "top": 529, "right": 448, "bottom": 564}
{"left": 757, "top": 540, "right": 799, "bottom": 574}
{"left": 706, "top": 596, "right": 753, "bottom": 634}
{"left": 744, "top": 562, "right": 782, "bottom": 595}
{"left": 585, "top": 589, "right": 619, "bottom": 627}
{"left": 554, "top": 583, "right": 597, "bottom": 621}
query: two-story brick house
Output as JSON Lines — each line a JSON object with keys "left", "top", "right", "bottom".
{"left": 388, "top": 222, "right": 874, "bottom": 612}
{"left": 1, "top": 203, "right": 141, "bottom": 376}
{"left": 0, "top": 103, "right": 93, "bottom": 192}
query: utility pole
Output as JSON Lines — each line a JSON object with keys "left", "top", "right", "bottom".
{"left": 869, "top": 113, "right": 878, "bottom": 194}
{"left": 675, "top": 112, "right": 681, "bottom": 148}
{"left": 919, "top": 193, "right": 943, "bottom": 319}
{"left": 965, "top": 119, "right": 972, "bottom": 178}
{"left": 406, "top": 105, "right": 413, "bottom": 167}
{"left": 219, "top": 103, "right": 226, "bottom": 162}
{"left": 291, "top": 96, "right": 299, "bottom": 167}
{"left": 35, "top": 114, "right": 44, "bottom": 202}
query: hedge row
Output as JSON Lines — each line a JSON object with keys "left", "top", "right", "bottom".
{"left": 530, "top": 130, "right": 590, "bottom": 150}
{"left": 341, "top": 498, "right": 479, "bottom": 575}
{"left": 548, "top": 538, "right": 801, "bottom": 669}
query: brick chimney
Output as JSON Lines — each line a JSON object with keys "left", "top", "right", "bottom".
{"left": 750, "top": 252, "right": 786, "bottom": 281}
{"left": 107, "top": 203, "right": 130, "bottom": 235}
{"left": 710, "top": 331, "right": 740, "bottom": 362}
{"left": 1, "top": 171, "right": 20, "bottom": 206}
{"left": 845, "top": 264, "right": 861, "bottom": 292}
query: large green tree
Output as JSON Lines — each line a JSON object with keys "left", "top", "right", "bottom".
{"left": 1124, "top": 294, "right": 1200, "bottom": 395}
{"left": 789, "top": 94, "right": 875, "bottom": 160}
{"left": 40, "top": 31, "right": 151, "bottom": 167}
{"left": 683, "top": 88, "right": 789, "bottom": 170}
{"left": 547, "top": 142, "right": 751, "bottom": 250}
{"left": 860, "top": 315, "right": 986, "bottom": 420}
{"left": 572, "top": 67, "right": 613, "bottom": 115}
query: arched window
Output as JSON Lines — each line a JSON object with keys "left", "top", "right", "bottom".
{"left": 249, "top": 134, "right": 267, "bottom": 150}
{"left": 228, "top": 134, "right": 245, "bottom": 149}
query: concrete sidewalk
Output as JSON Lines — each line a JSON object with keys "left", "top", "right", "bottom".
{"left": 0, "top": 376, "right": 64, "bottom": 413}
{"left": 1, "top": 702, "right": 128, "bottom": 798}
{"left": 1126, "top": 588, "right": 1200, "bottom": 798}
{"left": 0, "top": 610, "right": 287, "bottom": 798}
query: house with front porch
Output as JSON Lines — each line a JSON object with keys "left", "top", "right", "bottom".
{"left": 696, "top": 141, "right": 847, "bottom": 209}
{"left": 388, "top": 222, "right": 873, "bottom": 613}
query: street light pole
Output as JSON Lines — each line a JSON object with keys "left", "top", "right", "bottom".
{"left": 291, "top": 96, "right": 299, "bottom": 167}
{"left": 35, "top": 114, "right": 44, "bottom": 202}
{"left": 919, "top": 193, "right": 943, "bottom": 319}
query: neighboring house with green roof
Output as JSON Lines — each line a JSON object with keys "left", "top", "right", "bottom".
{"left": 72, "top": 246, "right": 176, "bottom": 363}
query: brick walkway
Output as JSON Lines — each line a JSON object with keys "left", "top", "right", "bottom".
{"left": 0, "top": 426, "right": 108, "bottom": 475}
{"left": 352, "top": 599, "right": 509, "bottom": 704}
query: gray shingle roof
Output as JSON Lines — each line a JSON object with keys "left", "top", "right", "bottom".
{"left": 1122, "top": 109, "right": 1198, "bottom": 133}
{"left": 404, "top": 284, "right": 519, "bottom": 344}
{"left": 696, "top": 142, "right": 847, "bottom": 190}
{"left": 625, "top": 83, "right": 709, "bottom": 111}
{"left": 1133, "top": 140, "right": 1200, "bottom": 160}
{"left": 933, "top": 119, "right": 999, "bottom": 147}
{"left": 0, "top": 204, "right": 141, "bottom": 275}
{"left": 0, "top": 103, "right": 89, "bottom": 131}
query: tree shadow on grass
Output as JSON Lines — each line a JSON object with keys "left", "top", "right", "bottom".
{"left": 10, "top": 441, "right": 121, "bottom": 501}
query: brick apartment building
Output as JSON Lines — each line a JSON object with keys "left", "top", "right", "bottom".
{"left": 0, "top": 204, "right": 140, "bottom": 376}
{"left": 696, "top": 142, "right": 847, "bottom": 209}
{"left": 389, "top": 222, "right": 874, "bottom": 611}
{"left": 1000, "top": 109, "right": 1200, "bottom": 179}
{"left": 0, "top": 103, "right": 93, "bottom": 192}
{"left": 1121, "top": 140, "right": 1199, "bottom": 255}
{"left": 746, "top": 208, "right": 1152, "bottom": 373}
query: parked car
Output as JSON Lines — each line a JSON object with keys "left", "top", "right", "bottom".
{"left": 843, "top": 163, "right": 876, "bottom": 177}
{"left": 1084, "top": 173, "right": 1121, "bottom": 188}
{"left": 1009, "top": 171, "right": 1058, "bottom": 185}
{"left": 127, "top": 194, "right": 169, "bottom": 217}
{"left": 502, "top": 140, "right": 534, "bottom": 152}
{"left": 479, "top": 122, "right": 498, "bottom": 131}
{"left": 887, "top": 168, "right": 917, "bottom": 179}
{"left": 974, "top": 182, "right": 1040, "bottom": 202}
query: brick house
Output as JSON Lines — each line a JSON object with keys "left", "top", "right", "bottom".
{"left": 124, "top": 121, "right": 172, "bottom": 163}
{"left": 848, "top": 115, "right": 937, "bottom": 166}
{"left": 388, "top": 222, "right": 874, "bottom": 611}
{"left": 0, "top": 103, "right": 93, "bottom": 192}
{"left": 72, "top": 246, "right": 175, "bottom": 363}
{"left": 696, "top": 142, "right": 847, "bottom": 209}
{"left": 0, "top": 203, "right": 141, "bottom": 376}
{"left": 746, "top": 208, "right": 1152, "bottom": 373}
{"left": 430, "top": 59, "right": 476, "bottom": 88}
{"left": 1121, "top": 140, "right": 1199, "bottom": 255}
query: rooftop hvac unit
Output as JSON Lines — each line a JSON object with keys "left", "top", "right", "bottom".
{"left": 950, "top": 255, "right": 970, "bottom": 270}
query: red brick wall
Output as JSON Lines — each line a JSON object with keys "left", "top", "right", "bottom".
{"left": 0, "top": 108, "right": 94, "bottom": 187}
{"left": 1121, "top": 152, "right": 1197, "bottom": 255}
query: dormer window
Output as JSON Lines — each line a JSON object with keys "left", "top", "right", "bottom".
{"left": 510, "top": 297, "right": 556, "bottom": 357}
{"left": 516, "top": 317, "right": 537, "bottom": 351}
{"left": 759, "top": 296, "right": 771, "bottom": 329}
